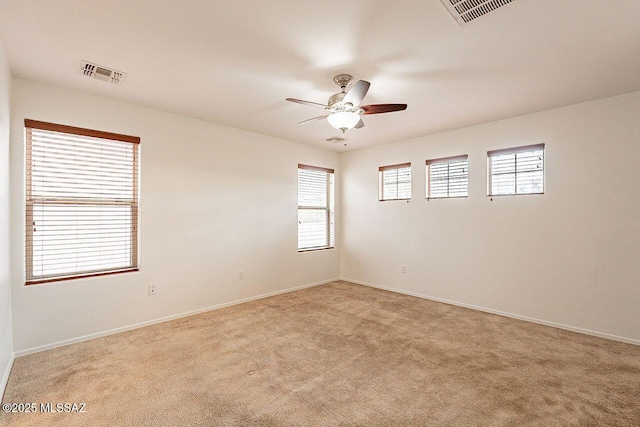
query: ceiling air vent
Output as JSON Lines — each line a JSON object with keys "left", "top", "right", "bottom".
{"left": 79, "top": 60, "right": 127, "bottom": 85}
{"left": 440, "top": 0, "right": 517, "bottom": 26}
{"left": 326, "top": 137, "right": 347, "bottom": 143}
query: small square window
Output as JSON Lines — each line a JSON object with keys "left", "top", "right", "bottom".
{"left": 487, "top": 144, "right": 545, "bottom": 196}
{"left": 379, "top": 163, "right": 411, "bottom": 201}
{"left": 426, "top": 156, "right": 468, "bottom": 199}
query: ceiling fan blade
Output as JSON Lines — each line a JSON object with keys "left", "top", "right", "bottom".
{"left": 286, "top": 98, "right": 327, "bottom": 110}
{"left": 342, "top": 80, "right": 370, "bottom": 108}
{"left": 361, "top": 104, "right": 408, "bottom": 115}
{"left": 354, "top": 119, "right": 365, "bottom": 129}
{"left": 298, "top": 115, "right": 329, "bottom": 125}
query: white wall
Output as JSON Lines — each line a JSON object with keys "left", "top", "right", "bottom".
{"left": 341, "top": 91, "right": 640, "bottom": 344}
{"left": 0, "top": 43, "right": 14, "bottom": 393}
{"left": 10, "top": 79, "right": 340, "bottom": 354}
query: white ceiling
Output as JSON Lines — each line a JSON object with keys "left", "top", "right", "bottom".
{"left": 1, "top": 1, "right": 640, "bottom": 152}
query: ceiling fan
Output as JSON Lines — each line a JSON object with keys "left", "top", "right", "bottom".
{"left": 286, "top": 74, "right": 407, "bottom": 133}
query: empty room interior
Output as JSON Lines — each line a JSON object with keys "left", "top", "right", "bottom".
{"left": 1, "top": 0, "right": 640, "bottom": 425}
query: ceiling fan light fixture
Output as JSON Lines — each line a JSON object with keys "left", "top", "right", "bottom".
{"left": 327, "top": 111, "right": 360, "bottom": 132}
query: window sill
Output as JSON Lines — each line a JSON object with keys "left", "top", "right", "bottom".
{"left": 298, "top": 246, "right": 334, "bottom": 253}
{"left": 427, "top": 196, "right": 468, "bottom": 200}
{"left": 487, "top": 192, "right": 544, "bottom": 198}
{"left": 379, "top": 198, "right": 411, "bottom": 202}
{"left": 26, "top": 267, "right": 139, "bottom": 286}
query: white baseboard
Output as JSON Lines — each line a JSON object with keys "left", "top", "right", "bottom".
{"left": 15, "top": 278, "right": 339, "bottom": 357}
{"left": 1, "top": 353, "right": 15, "bottom": 400}
{"left": 342, "top": 277, "right": 640, "bottom": 347}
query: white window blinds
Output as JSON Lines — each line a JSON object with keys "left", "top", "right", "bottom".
{"left": 488, "top": 144, "right": 544, "bottom": 196}
{"left": 298, "top": 164, "right": 335, "bottom": 251}
{"left": 379, "top": 163, "right": 411, "bottom": 201}
{"left": 25, "top": 119, "right": 140, "bottom": 284}
{"left": 426, "top": 156, "right": 469, "bottom": 199}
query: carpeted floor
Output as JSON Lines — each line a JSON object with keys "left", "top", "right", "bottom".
{"left": 2, "top": 281, "right": 640, "bottom": 426}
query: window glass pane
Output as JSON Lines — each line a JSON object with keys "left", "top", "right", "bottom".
{"left": 31, "top": 131, "right": 134, "bottom": 200}
{"left": 383, "top": 169, "right": 399, "bottom": 200}
{"left": 298, "top": 209, "right": 328, "bottom": 250}
{"left": 516, "top": 170, "right": 544, "bottom": 194}
{"left": 397, "top": 167, "right": 411, "bottom": 199}
{"left": 516, "top": 149, "right": 544, "bottom": 173}
{"left": 32, "top": 204, "right": 133, "bottom": 277}
{"left": 429, "top": 163, "right": 449, "bottom": 198}
{"left": 491, "top": 155, "right": 516, "bottom": 195}
{"left": 298, "top": 169, "right": 327, "bottom": 208}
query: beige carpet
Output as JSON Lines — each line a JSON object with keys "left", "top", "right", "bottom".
{"left": 2, "top": 281, "right": 639, "bottom": 426}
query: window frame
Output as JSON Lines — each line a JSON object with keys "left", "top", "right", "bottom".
{"left": 487, "top": 144, "right": 545, "bottom": 197}
{"left": 378, "top": 162, "right": 412, "bottom": 201}
{"left": 24, "top": 119, "right": 140, "bottom": 285}
{"left": 297, "top": 164, "right": 335, "bottom": 253}
{"left": 426, "top": 155, "right": 469, "bottom": 200}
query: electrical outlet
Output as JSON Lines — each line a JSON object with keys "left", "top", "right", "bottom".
{"left": 238, "top": 270, "right": 244, "bottom": 280}
{"left": 148, "top": 284, "right": 157, "bottom": 295}
{"left": 401, "top": 265, "right": 407, "bottom": 274}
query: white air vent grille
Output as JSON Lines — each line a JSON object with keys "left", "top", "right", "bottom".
{"left": 79, "top": 60, "right": 127, "bottom": 85}
{"left": 441, "top": 0, "right": 516, "bottom": 26}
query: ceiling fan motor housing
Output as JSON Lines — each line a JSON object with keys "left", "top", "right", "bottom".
{"left": 328, "top": 92, "right": 346, "bottom": 109}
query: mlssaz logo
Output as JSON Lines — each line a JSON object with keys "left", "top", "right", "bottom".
{"left": 41, "top": 402, "right": 87, "bottom": 413}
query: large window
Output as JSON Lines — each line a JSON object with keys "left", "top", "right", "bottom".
{"left": 426, "top": 155, "right": 469, "bottom": 199}
{"left": 297, "top": 164, "right": 334, "bottom": 252}
{"left": 379, "top": 163, "right": 411, "bottom": 201}
{"left": 25, "top": 120, "right": 140, "bottom": 284}
{"left": 488, "top": 144, "right": 545, "bottom": 196}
